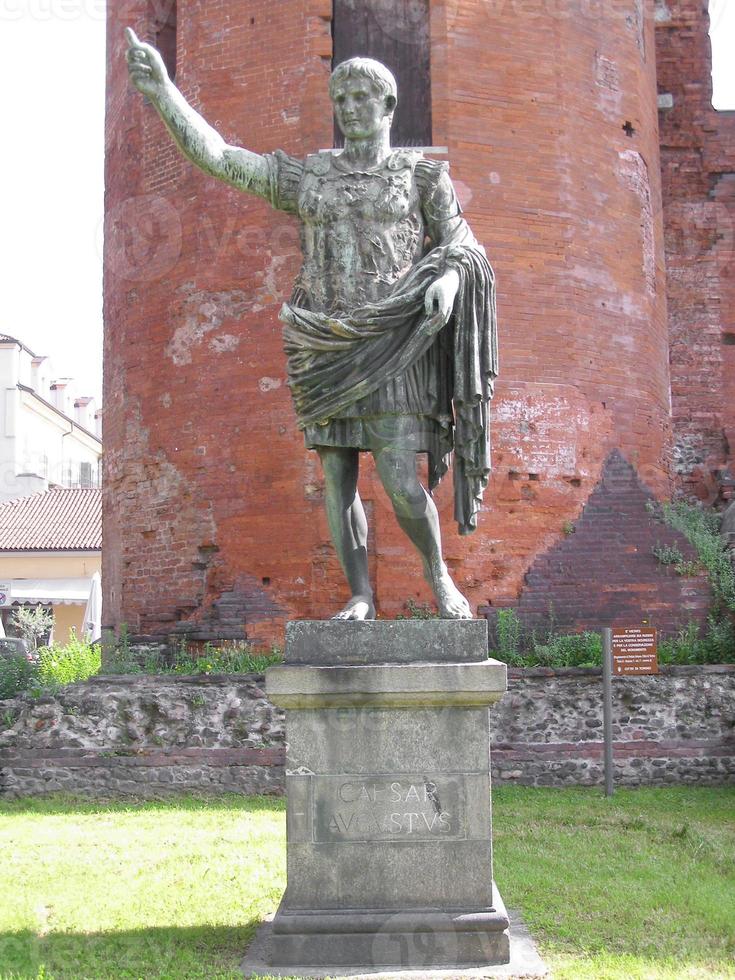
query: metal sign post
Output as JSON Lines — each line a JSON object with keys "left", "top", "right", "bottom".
{"left": 602, "top": 628, "right": 614, "bottom": 797}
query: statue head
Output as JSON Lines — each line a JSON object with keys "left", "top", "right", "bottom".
{"left": 329, "top": 58, "right": 398, "bottom": 140}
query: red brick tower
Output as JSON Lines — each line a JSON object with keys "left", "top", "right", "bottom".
{"left": 656, "top": 0, "right": 735, "bottom": 503}
{"left": 104, "top": 1, "right": 712, "bottom": 645}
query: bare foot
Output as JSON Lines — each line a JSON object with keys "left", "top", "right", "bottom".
{"left": 331, "top": 594, "right": 376, "bottom": 621}
{"left": 424, "top": 565, "right": 472, "bottom": 619}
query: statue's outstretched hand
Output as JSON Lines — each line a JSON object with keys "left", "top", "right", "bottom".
{"left": 423, "top": 269, "right": 460, "bottom": 335}
{"left": 125, "top": 27, "right": 169, "bottom": 98}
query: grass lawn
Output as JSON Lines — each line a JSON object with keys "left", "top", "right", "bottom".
{"left": 0, "top": 787, "right": 732, "bottom": 979}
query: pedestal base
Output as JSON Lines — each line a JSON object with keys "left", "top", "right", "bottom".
{"left": 265, "top": 621, "right": 510, "bottom": 973}
{"left": 269, "top": 883, "right": 510, "bottom": 970}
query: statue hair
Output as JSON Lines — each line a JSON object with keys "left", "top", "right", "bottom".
{"left": 329, "top": 58, "right": 398, "bottom": 104}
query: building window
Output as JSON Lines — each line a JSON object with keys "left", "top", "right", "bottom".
{"left": 153, "top": 0, "right": 177, "bottom": 80}
{"left": 332, "top": 0, "right": 432, "bottom": 147}
{"left": 80, "top": 461, "right": 93, "bottom": 489}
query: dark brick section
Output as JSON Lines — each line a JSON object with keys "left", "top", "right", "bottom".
{"left": 480, "top": 451, "right": 713, "bottom": 641}
{"left": 166, "top": 581, "right": 287, "bottom": 644}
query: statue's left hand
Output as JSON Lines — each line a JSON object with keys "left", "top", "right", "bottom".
{"left": 423, "top": 269, "right": 460, "bottom": 334}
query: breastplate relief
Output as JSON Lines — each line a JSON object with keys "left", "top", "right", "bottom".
{"left": 296, "top": 152, "right": 425, "bottom": 313}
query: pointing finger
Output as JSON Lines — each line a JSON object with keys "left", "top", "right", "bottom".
{"left": 124, "top": 26, "right": 140, "bottom": 47}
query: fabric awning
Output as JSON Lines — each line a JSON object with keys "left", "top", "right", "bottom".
{"left": 9, "top": 578, "right": 91, "bottom": 605}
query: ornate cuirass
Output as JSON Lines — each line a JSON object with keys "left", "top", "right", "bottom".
{"left": 295, "top": 150, "right": 425, "bottom": 316}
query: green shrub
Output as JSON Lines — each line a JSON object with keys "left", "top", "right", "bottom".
{"left": 495, "top": 608, "right": 522, "bottom": 662}
{"left": 169, "top": 642, "right": 282, "bottom": 675}
{"left": 11, "top": 605, "right": 54, "bottom": 650}
{"left": 659, "top": 616, "right": 735, "bottom": 665}
{"left": 106, "top": 639, "right": 282, "bottom": 675}
{"left": 491, "top": 607, "right": 601, "bottom": 668}
{"left": 527, "top": 631, "right": 602, "bottom": 668}
{"left": 0, "top": 653, "right": 39, "bottom": 700}
{"left": 37, "top": 633, "right": 101, "bottom": 688}
{"left": 396, "top": 599, "right": 439, "bottom": 620}
{"left": 652, "top": 542, "right": 685, "bottom": 566}
{"left": 0, "top": 634, "right": 102, "bottom": 699}
{"left": 653, "top": 500, "right": 735, "bottom": 613}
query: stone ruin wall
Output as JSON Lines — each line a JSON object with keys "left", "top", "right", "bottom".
{"left": 102, "top": 0, "right": 732, "bottom": 646}
{"left": 1, "top": 667, "right": 732, "bottom": 797}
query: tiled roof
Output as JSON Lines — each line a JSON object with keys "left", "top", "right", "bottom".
{"left": 0, "top": 488, "right": 101, "bottom": 551}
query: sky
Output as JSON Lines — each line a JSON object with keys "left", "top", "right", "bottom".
{"left": 709, "top": 0, "right": 735, "bottom": 110}
{"left": 1, "top": 1, "right": 733, "bottom": 408}
{"left": 1, "top": 1, "right": 106, "bottom": 402}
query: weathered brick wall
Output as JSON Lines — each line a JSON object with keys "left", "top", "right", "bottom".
{"left": 104, "top": 1, "right": 677, "bottom": 644}
{"left": 1, "top": 668, "right": 732, "bottom": 796}
{"left": 104, "top": 0, "right": 334, "bottom": 644}
{"left": 655, "top": 0, "right": 735, "bottom": 503}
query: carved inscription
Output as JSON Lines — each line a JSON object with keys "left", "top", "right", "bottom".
{"left": 312, "top": 774, "right": 466, "bottom": 843}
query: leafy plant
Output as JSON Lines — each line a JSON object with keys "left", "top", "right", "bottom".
{"left": 653, "top": 542, "right": 702, "bottom": 577}
{"left": 652, "top": 543, "right": 685, "bottom": 566}
{"left": 658, "top": 616, "right": 735, "bottom": 665}
{"left": 396, "top": 598, "right": 439, "bottom": 620}
{"left": 529, "top": 631, "right": 602, "bottom": 668}
{"left": 495, "top": 608, "right": 522, "bottom": 661}
{"left": 105, "top": 639, "right": 282, "bottom": 676}
{"left": 490, "top": 603, "right": 733, "bottom": 667}
{"left": 0, "top": 654, "right": 39, "bottom": 700}
{"left": 1, "top": 707, "right": 17, "bottom": 728}
{"left": 654, "top": 500, "right": 735, "bottom": 612}
{"left": 0, "top": 635, "right": 102, "bottom": 699}
{"left": 37, "top": 632, "right": 101, "bottom": 689}
{"left": 648, "top": 500, "right": 735, "bottom": 663}
{"left": 11, "top": 605, "right": 54, "bottom": 650}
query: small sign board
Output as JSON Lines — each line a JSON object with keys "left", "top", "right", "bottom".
{"left": 612, "top": 627, "right": 658, "bottom": 675}
{"left": 0, "top": 583, "right": 11, "bottom": 607}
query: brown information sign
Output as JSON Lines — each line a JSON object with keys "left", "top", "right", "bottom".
{"left": 612, "top": 628, "right": 658, "bottom": 675}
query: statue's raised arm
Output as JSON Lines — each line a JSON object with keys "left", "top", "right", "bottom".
{"left": 124, "top": 43, "right": 498, "bottom": 620}
{"left": 125, "top": 27, "right": 270, "bottom": 198}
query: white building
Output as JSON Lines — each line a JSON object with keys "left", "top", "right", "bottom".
{"left": 0, "top": 335, "right": 101, "bottom": 502}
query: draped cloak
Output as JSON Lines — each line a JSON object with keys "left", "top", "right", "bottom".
{"left": 264, "top": 148, "right": 498, "bottom": 535}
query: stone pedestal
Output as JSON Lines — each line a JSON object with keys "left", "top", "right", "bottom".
{"left": 265, "top": 620, "right": 509, "bottom": 972}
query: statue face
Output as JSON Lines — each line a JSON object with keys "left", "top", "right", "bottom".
{"left": 332, "top": 78, "right": 393, "bottom": 139}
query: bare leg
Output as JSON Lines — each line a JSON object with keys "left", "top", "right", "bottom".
{"left": 373, "top": 449, "right": 472, "bottom": 619}
{"left": 318, "top": 446, "right": 375, "bottom": 620}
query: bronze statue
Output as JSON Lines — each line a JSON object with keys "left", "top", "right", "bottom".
{"left": 126, "top": 29, "right": 497, "bottom": 620}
